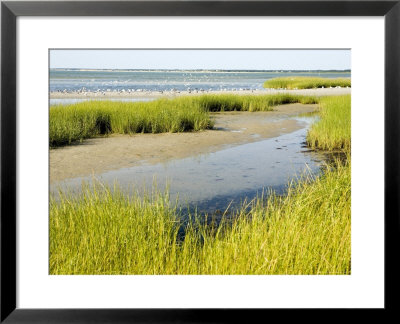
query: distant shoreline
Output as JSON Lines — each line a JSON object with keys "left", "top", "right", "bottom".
{"left": 50, "top": 68, "right": 351, "bottom": 73}
{"left": 50, "top": 87, "right": 351, "bottom": 100}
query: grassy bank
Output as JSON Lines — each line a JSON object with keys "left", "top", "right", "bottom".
{"left": 263, "top": 77, "right": 351, "bottom": 90}
{"left": 49, "top": 99, "right": 212, "bottom": 147}
{"left": 50, "top": 94, "right": 318, "bottom": 147}
{"left": 50, "top": 158, "right": 350, "bottom": 275}
{"left": 307, "top": 95, "right": 351, "bottom": 151}
{"left": 189, "top": 93, "right": 318, "bottom": 112}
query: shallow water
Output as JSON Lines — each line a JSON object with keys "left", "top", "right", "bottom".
{"left": 50, "top": 97, "right": 154, "bottom": 106}
{"left": 50, "top": 70, "right": 351, "bottom": 93}
{"left": 51, "top": 116, "right": 325, "bottom": 214}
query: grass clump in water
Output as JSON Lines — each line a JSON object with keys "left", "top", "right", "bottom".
{"left": 50, "top": 159, "right": 350, "bottom": 275}
{"left": 263, "top": 77, "right": 351, "bottom": 90}
{"left": 307, "top": 95, "right": 351, "bottom": 151}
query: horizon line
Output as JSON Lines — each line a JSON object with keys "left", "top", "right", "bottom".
{"left": 50, "top": 68, "right": 351, "bottom": 72}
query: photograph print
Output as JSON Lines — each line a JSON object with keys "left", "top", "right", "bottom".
{"left": 49, "top": 49, "right": 351, "bottom": 275}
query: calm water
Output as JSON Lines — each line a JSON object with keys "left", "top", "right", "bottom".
{"left": 50, "top": 70, "right": 351, "bottom": 93}
{"left": 49, "top": 98, "right": 154, "bottom": 105}
{"left": 51, "top": 116, "right": 325, "bottom": 215}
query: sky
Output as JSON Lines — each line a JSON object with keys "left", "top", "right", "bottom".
{"left": 50, "top": 49, "right": 351, "bottom": 70}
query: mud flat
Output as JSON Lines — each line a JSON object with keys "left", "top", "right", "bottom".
{"left": 50, "top": 103, "right": 317, "bottom": 183}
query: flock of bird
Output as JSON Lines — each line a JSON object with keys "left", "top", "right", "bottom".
{"left": 53, "top": 87, "right": 257, "bottom": 95}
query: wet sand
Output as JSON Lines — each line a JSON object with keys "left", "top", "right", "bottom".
{"left": 50, "top": 87, "right": 350, "bottom": 100}
{"left": 50, "top": 103, "right": 318, "bottom": 183}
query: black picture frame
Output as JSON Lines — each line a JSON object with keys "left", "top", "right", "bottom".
{"left": 1, "top": 0, "right": 399, "bottom": 322}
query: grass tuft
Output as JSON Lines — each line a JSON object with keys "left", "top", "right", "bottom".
{"left": 307, "top": 95, "right": 351, "bottom": 151}
{"left": 49, "top": 99, "right": 213, "bottom": 147}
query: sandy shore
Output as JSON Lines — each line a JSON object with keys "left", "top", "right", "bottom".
{"left": 50, "top": 103, "right": 318, "bottom": 183}
{"left": 50, "top": 87, "right": 350, "bottom": 100}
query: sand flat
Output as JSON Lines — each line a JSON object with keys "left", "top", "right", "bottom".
{"left": 50, "top": 103, "right": 318, "bottom": 183}
{"left": 50, "top": 87, "right": 351, "bottom": 99}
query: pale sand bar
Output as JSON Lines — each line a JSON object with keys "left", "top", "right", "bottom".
{"left": 50, "top": 103, "right": 318, "bottom": 183}
{"left": 50, "top": 87, "right": 351, "bottom": 100}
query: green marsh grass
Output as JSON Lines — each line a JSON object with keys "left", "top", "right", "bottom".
{"left": 189, "top": 93, "right": 318, "bottom": 112}
{"left": 263, "top": 77, "right": 351, "bottom": 90}
{"left": 307, "top": 95, "right": 351, "bottom": 151}
{"left": 49, "top": 99, "right": 212, "bottom": 147}
{"left": 49, "top": 94, "right": 318, "bottom": 147}
{"left": 50, "top": 159, "right": 351, "bottom": 275}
